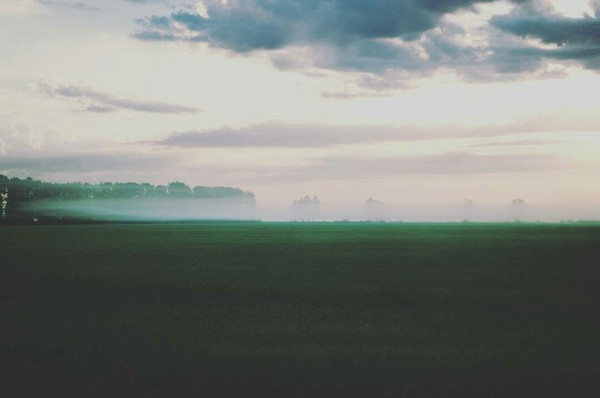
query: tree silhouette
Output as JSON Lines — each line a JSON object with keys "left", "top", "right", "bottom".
{"left": 463, "top": 199, "right": 474, "bottom": 222}
{"left": 0, "top": 174, "right": 255, "bottom": 223}
{"left": 511, "top": 199, "right": 525, "bottom": 222}
{"left": 292, "top": 195, "right": 320, "bottom": 221}
{"left": 168, "top": 181, "right": 192, "bottom": 197}
{"left": 364, "top": 198, "right": 385, "bottom": 221}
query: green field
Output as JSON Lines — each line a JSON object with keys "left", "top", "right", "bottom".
{"left": 2, "top": 223, "right": 600, "bottom": 397}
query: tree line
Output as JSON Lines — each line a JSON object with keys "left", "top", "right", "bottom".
{"left": 0, "top": 175, "right": 255, "bottom": 223}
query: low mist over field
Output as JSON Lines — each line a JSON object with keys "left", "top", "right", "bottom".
{"left": 259, "top": 201, "right": 600, "bottom": 223}
{"left": 22, "top": 198, "right": 256, "bottom": 221}
{"left": 0, "top": 175, "right": 256, "bottom": 222}
{"left": 2, "top": 174, "right": 598, "bottom": 223}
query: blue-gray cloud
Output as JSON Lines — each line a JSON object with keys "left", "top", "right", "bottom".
{"left": 490, "top": 5, "right": 600, "bottom": 71}
{"left": 37, "top": 81, "right": 200, "bottom": 114}
{"left": 133, "top": 0, "right": 500, "bottom": 51}
{"left": 131, "top": 0, "right": 600, "bottom": 79}
{"left": 492, "top": 15, "right": 600, "bottom": 46}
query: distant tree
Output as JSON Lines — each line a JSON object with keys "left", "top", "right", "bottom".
{"left": 155, "top": 185, "right": 169, "bottom": 196}
{"left": 109, "top": 182, "right": 146, "bottom": 199}
{"left": 192, "top": 185, "right": 254, "bottom": 201}
{"left": 511, "top": 199, "right": 525, "bottom": 222}
{"left": 364, "top": 198, "right": 385, "bottom": 221}
{"left": 292, "top": 195, "right": 320, "bottom": 221}
{"left": 168, "top": 181, "right": 192, "bottom": 197}
{"left": 463, "top": 199, "right": 474, "bottom": 222}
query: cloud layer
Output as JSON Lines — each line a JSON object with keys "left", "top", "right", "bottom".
{"left": 155, "top": 123, "right": 420, "bottom": 148}
{"left": 37, "top": 81, "right": 200, "bottom": 114}
{"left": 269, "top": 152, "right": 559, "bottom": 182}
{"left": 131, "top": 0, "right": 600, "bottom": 81}
{"left": 152, "top": 116, "right": 600, "bottom": 148}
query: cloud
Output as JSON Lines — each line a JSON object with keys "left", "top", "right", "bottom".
{"left": 84, "top": 105, "right": 118, "bottom": 113}
{"left": 124, "top": 0, "right": 166, "bottom": 3}
{"left": 150, "top": 114, "right": 600, "bottom": 149}
{"left": 490, "top": 8, "right": 600, "bottom": 70}
{"left": 0, "top": 112, "right": 68, "bottom": 156}
{"left": 130, "top": 0, "right": 502, "bottom": 73}
{"left": 36, "top": 81, "right": 200, "bottom": 114}
{"left": 0, "top": 152, "right": 176, "bottom": 173}
{"left": 467, "top": 139, "right": 570, "bottom": 148}
{"left": 130, "top": 0, "right": 600, "bottom": 82}
{"left": 36, "top": 0, "right": 101, "bottom": 11}
{"left": 153, "top": 123, "right": 426, "bottom": 148}
{"left": 182, "top": 151, "right": 560, "bottom": 184}
{"left": 0, "top": 124, "right": 42, "bottom": 155}
{"left": 133, "top": 1, "right": 503, "bottom": 50}
{"left": 492, "top": 13, "right": 600, "bottom": 46}
{"left": 273, "top": 152, "right": 560, "bottom": 182}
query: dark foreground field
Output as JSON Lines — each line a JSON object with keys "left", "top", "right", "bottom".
{"left": 2, "top": 223, "right": 600, "bottom": 397}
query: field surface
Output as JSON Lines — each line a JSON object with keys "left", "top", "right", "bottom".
{"left": 2, "top": 223, "right": 600, "bottom": 397}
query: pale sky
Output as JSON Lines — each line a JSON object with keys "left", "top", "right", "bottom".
{"left": 1, "top": 0, "right": 600, "bottom": 220}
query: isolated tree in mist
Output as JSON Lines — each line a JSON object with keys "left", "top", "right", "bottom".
{"left": 511, "top": 199, "right": 525, "bottom": 222}
{"left": 463, "top": 199, "right": 474, "bottom": 222}
{"left": 292, "top": 195, "right": 320, "bottom": 221}
{"left": 364, "top": 198, "right": 385, "bottom": 221}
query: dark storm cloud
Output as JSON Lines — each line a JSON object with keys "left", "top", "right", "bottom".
{"left": 131, "top": 0, "right": 600, "bottom": 79}
{"left": 37, "top": 81, "right": 199, "bottom": 114}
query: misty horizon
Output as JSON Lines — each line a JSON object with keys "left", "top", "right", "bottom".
{"left": 2, "top": 173, "right": 598, "bottom": 223}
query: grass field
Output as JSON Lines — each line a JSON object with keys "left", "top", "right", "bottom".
{"left": 2, "top": 223, "right": 600, "bottom": 397}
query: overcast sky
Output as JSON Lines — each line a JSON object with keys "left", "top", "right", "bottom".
{"left": 1, "top": 0, "right": 600, "bottom": 219}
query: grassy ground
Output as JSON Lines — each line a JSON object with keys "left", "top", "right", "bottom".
{"left": 2, "top": 223, "right": 600, "bottom": 397}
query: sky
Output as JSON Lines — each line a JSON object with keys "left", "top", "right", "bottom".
{"left": 1, "top": 0, "right": 600, "bottom": 220}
